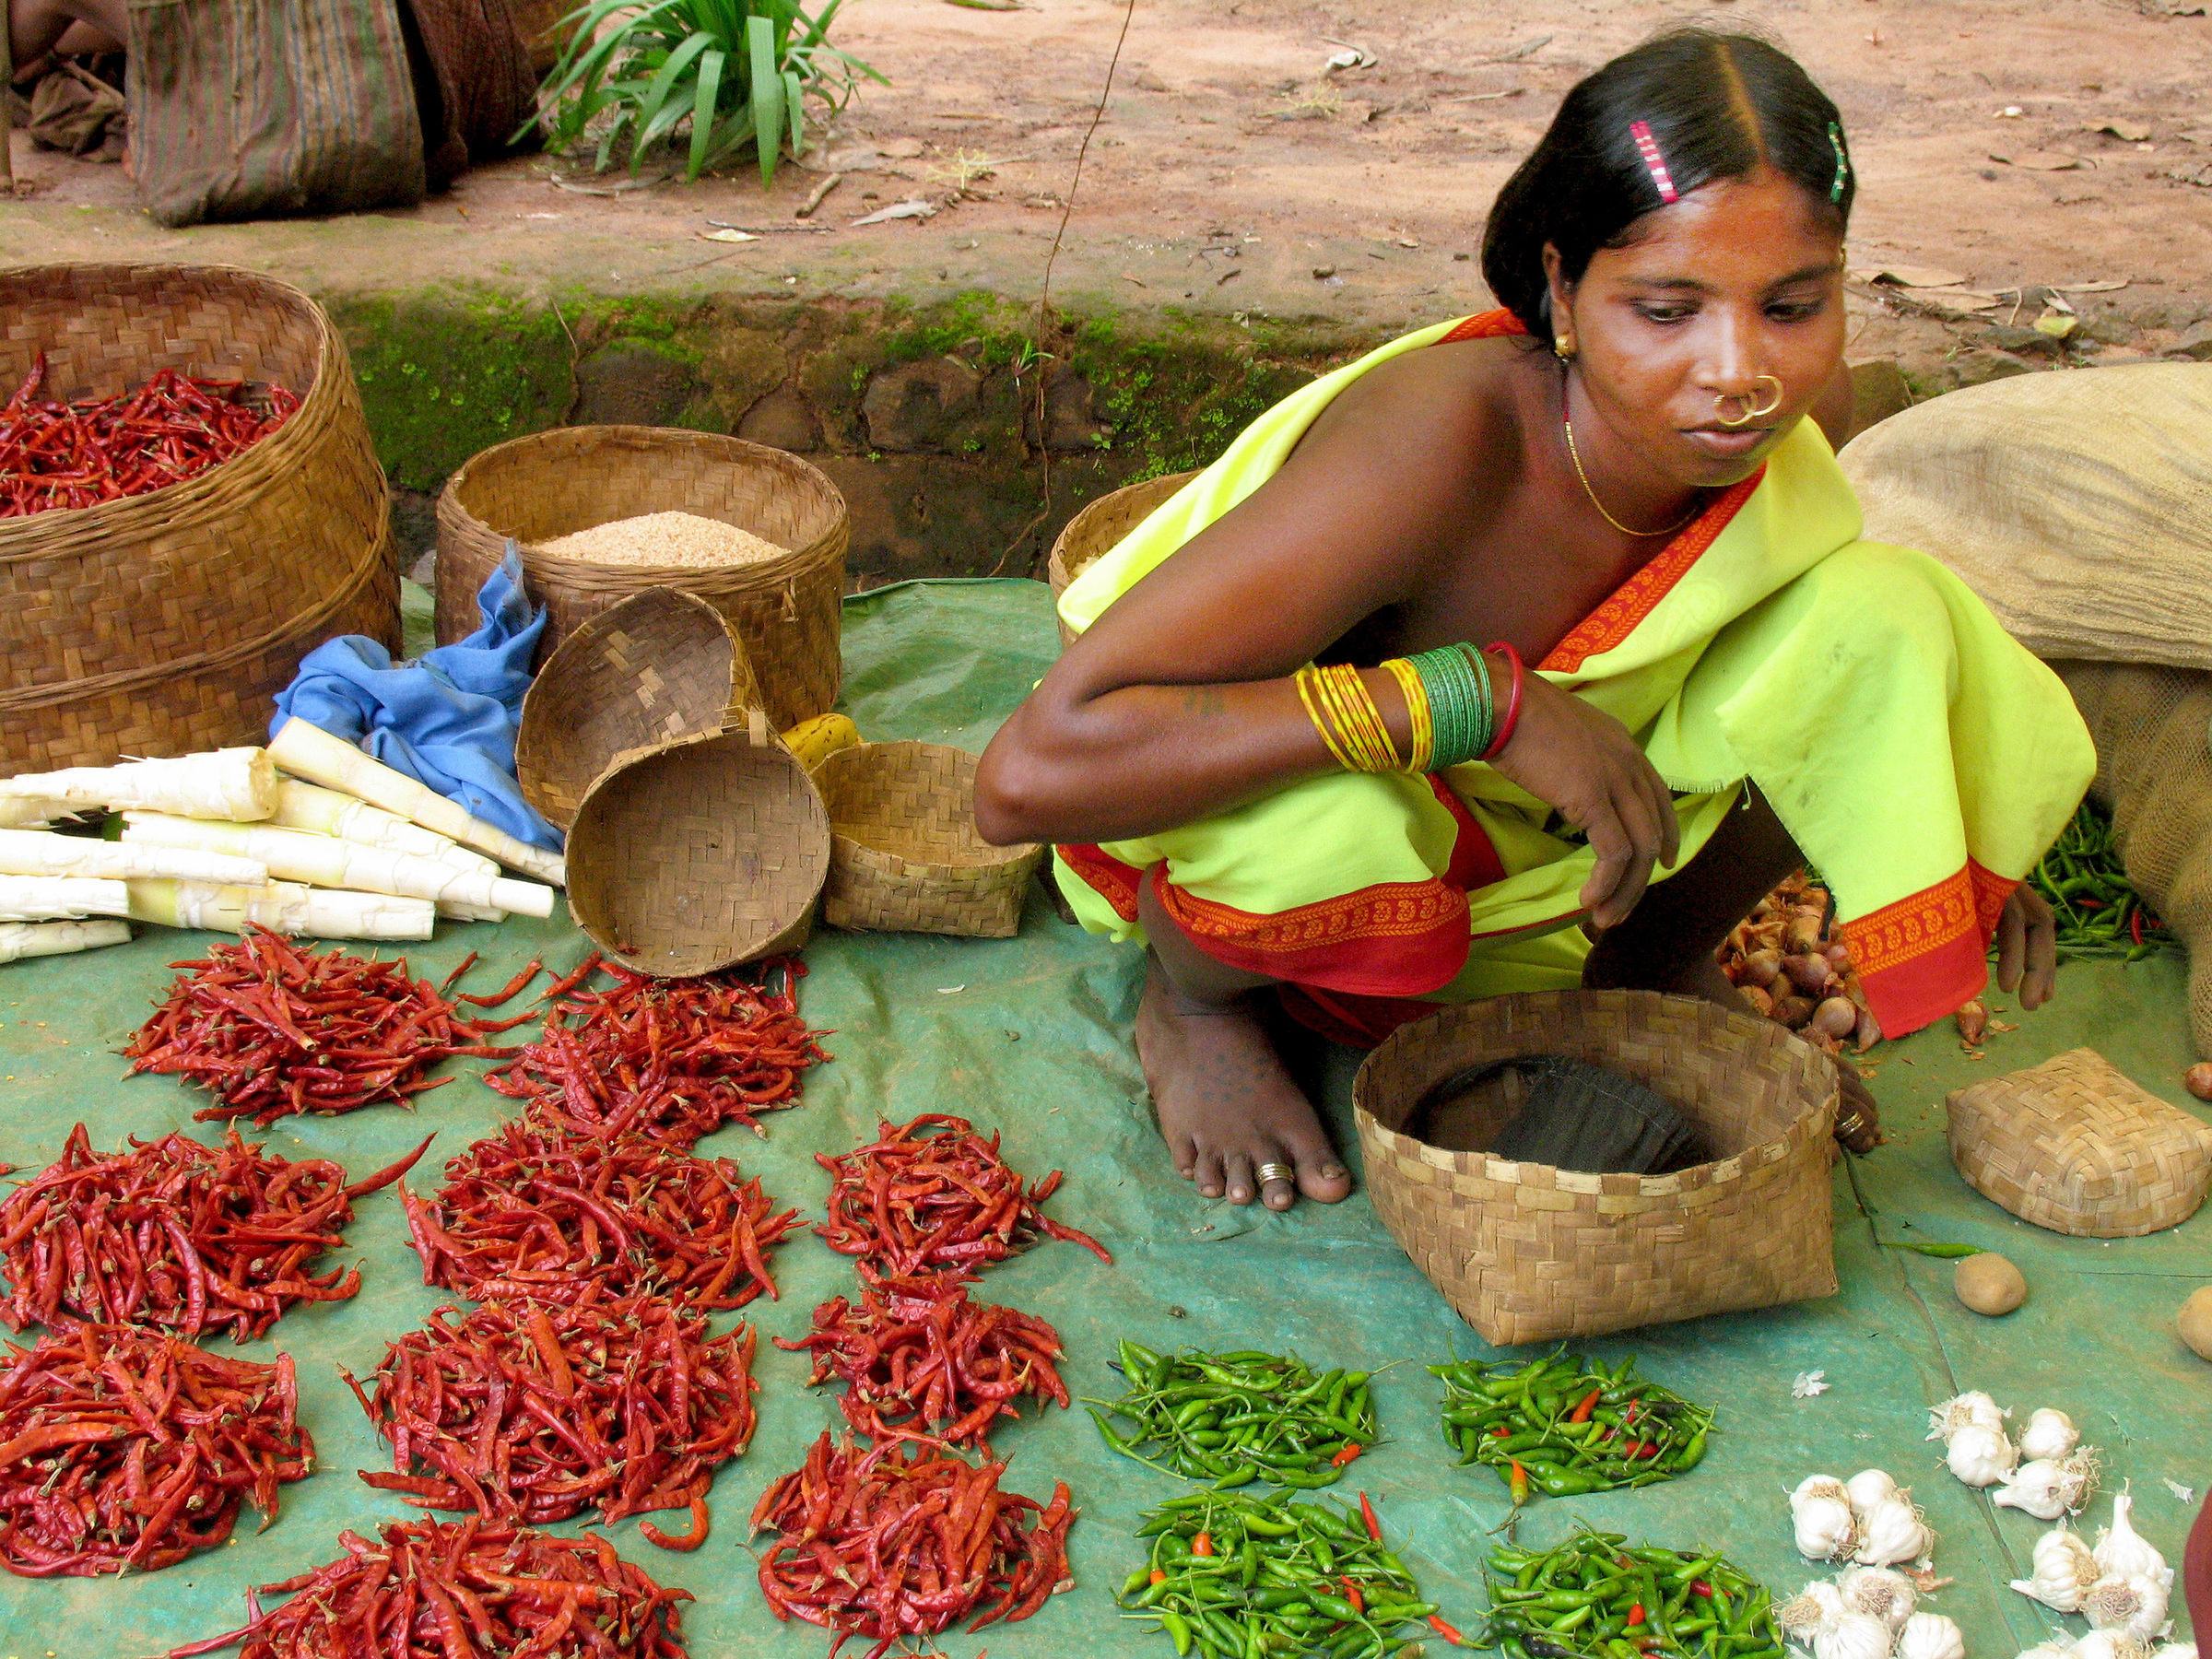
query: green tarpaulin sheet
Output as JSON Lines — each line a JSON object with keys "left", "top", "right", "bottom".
{"left": 0, "top": 578, "right": 2203, "bottom": 1658}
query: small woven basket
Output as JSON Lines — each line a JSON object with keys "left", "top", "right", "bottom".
{"left": 1045, "top": 469, "right": 1197, "bottom": 646}
{"left": 1354, "top": 990, "right": 1840, "bottom": 1346}
{"left": 1947, "top": 1047, "right": 2212, "bottom": 1237}
{"left": 811, "top": 741, "right": 1041, "bottom": 938}
{"left": 0, "top": 264, "right": 395, "bottom": 771}
{"left": 515, "top": 587, "right": 762, "bottom": 832}
{"left": 564, "top": 713, "right": 830, "bottom": 976}
{"left": 434, "top": 427, "right": 847, "bottom": 729}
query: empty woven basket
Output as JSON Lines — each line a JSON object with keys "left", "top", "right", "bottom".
{"left": 1947, "top": 1047, "right": 2212, "bottom": 1237}
{"left": 1354, "top": 990, "right": 1840, "bottom": 1346}
{"left": 515, "top": 587, "right": 762, "bottom": 832}
{"left": 811, "top": 741, "right": 1042, "bottom": 938}
{"left": 1045, "top": 469, "right": 1197, "bottom": 646}
{"left": 565, "top": 715, "right": 830, "bottom": 976}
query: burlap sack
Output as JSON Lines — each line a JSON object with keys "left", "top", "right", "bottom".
{"left": 1841, "top": 365, "right": 2212, "bottom": 672}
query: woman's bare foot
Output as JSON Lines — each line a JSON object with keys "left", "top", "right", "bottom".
{"left": 1135, "top": 958, "right": 1353, "bottom": 1211}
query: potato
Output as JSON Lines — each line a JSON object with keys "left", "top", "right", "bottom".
{"left": 1954, "top": 1252, "right": 2027, "bottom": 1316}
{"left": 2180, "top": 1285, "right": 2212, "bottom": 1361}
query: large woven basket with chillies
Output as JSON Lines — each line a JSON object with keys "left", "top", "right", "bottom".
{"left": 1434, "top": 1349, "right": 1715, "bottom": 1501}
{"left": 1354, "top": 989, "right": 1839, "bottom": 1346}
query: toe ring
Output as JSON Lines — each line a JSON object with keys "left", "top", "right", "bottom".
{"left": 1255, "top": 1162, "right": 1296, "bottom": 1186}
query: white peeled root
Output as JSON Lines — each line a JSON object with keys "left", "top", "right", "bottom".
{"left": 123, "top": 815, "right": 554, "bottom": 916}
{"left": 0, "top": 796, "right": 75, "bottom": 830}
{"left": 0, "top": 747, "right": 276, "bottom": 820}
{"left": 0, "top": 875, "right": 129, "bottom": 922}
{"left": 0, "top": 920, "right": 131, "bottom": 963}
{"left": 267, "top": 719, "right": 563, "bottom": 887}
{"left": 125, "top": 879, "right": 435, "bottom": 941}
{"left": 0, "top": 829, "right": 265, "bottom": 887}
{"left": 436, "top": 900, "right": 509, "bottom": 924}
{"left": 272, "top": 781, "right": 499, "bottom": 877}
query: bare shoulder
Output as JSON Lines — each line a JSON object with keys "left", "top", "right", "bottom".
{"left": 1295, "top": 333, "right": 1531, "bottom": 468}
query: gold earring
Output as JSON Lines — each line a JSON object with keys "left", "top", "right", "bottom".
{"left": 1553, "top": 329, "right": 1576, "bottom": 362}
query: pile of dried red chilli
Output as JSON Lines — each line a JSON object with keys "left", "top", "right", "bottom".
{"left": 400, "top": 1118, "right": 797, "bottom": 1310}
{"left": 0, "top": 1324, "right": 311, "bottom": 1576}
{"left": 0, "top": 1122, "right": 430, "bottom": 1340}
{"left": 750, "top": 1433, "right": 1074, "bottom": 1658}
{"left": 2, "top": 353, "right": 300, "bottom": 518}
{"left": 483, "top": 957, "right": 830, "bottom": 1145}
{"left": 345, "top": 1289, "right": 755, "bottom": 1547}
{"left": 126, "top": 929, "right": 528, "bottom": 1127}
{"left": 170, "top": 1517, "right": 693, "bottom": 1659}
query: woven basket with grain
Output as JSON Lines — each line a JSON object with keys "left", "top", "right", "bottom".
{"left": 1045, "top": 470, "right": 1197, "bottom": 647}
{"left": 812, "top": 741, "right": 1041, "bottom": 938}
{"left": 0, "top": 264, "right": 395, "bottom": 771}
{"left": 515, "top": 587, "right": 763, "bottom": 832}
{"left": 1354, "top": 990, "right": 1839, "bottom": 1346}
{"left": 435, "top": 427, "right": 847, "bottom": 729}
{"left": 565, "top": 715, "right": 830, "bottom": 977}
{"left": 1947, "top": 1047, "right": 2212, "bottom": 1237}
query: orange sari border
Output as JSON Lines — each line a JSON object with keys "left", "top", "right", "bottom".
{"left": 1054, "top": 841, "right": 1145, "bottom": 924}
{"left": 1149, "top": 866, "right": 1471, "bottom": 998}
{"left": 1841, "top": 861, "right": 2018, "bottom": 1038}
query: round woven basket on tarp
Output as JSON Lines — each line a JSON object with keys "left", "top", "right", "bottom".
{"left": 1045, "top": 469, "right": 1197, "bottom": 646}
{"left": 565, "top": 715, "right": 830, "bottom": 976}
{"left": 811, "top": 741, "right": 1041, "bottom": 938}
{"left": 514, "top": 586, "right": 762, "bottom": 832}
{"left": 0, "top": 264, "right": 395, "bottom": 772}
{"left": 1353, "top": 989, "right": 1839, "bottom": 1346}
{"left": 434, "top": 427, "right": 847, "bottom": 730}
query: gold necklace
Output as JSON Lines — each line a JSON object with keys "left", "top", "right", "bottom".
{"left": 1560, "top": 380, "right": 1705, "bottom": 539}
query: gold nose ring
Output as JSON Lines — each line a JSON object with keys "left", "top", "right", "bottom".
{"left": 1715, "top": 375, "right": 1785, "bottom": 429}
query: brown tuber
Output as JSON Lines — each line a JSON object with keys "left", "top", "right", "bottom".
{"left": 1954, "top": 1252, "right": 2027, "bottom": 1316}
{"left": 1812, "top": 996, "right": 1860, "bottom": 1041}
{"left": 2185, "top": 1063, "right": 2212, "bottom": 1102}
{"left": 1783, "top": 954, "right": 1835, "bottom": 996}
{"left": 1956, "top": 999, "right": 1989, "bottom": 1046}
{"left": 2180, "top": 1287, "right": 2212, "bottom": 1360}
{"left": 1770, "top": 994, "right": 1817, "bottom": 1030}
{"left": 1741, "top": 948, "right": 1783, "bottom": 988}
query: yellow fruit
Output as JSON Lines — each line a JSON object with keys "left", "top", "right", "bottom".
{"left": 781, "top": 713, "right": 861, "bottom": 771}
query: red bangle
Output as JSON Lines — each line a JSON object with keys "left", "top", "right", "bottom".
{"left": 1479, "top": 641, "right": 1525, "bottom": 760}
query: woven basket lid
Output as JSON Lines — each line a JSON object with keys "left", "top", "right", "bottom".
{"left": 515, "top": 587, "right": 762, "bottom": 831}
{"left": 565, "top": 715, "right": 830, "bottom": 976}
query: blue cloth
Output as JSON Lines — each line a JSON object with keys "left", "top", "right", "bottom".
{"left": 272, "top": 547, "right": 561, "bottom": 850}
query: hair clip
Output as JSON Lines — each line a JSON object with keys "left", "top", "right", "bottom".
{"left": 1629, "top": 121, "right": 1678, "bottom": 204}
{"left": 1828, "top": 122, "right": 1850, "bottom": 204}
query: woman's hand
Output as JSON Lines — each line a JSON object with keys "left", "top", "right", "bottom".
{"left": 1994, "top": 882, "right": 2059, "bottom": 1010}
{"left": 1490, "top": 672, "right": 1681, "bottom": 930}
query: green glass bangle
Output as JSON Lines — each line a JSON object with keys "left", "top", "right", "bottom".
{"left": 1406, "top": 643, "right": 1494, "bottom": 770}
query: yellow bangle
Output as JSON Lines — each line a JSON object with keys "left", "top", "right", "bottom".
{"left": 1294, "top": 665, "right": 1361, "bottom": 771}
{"left": 1315, "top": 663, "right": 1403, "bottom": 773}
{"left": 1382, "top": 658, "right": 1433, "bottom": 773}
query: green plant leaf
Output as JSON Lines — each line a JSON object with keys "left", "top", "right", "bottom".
{"left": 747, "top": 14, "right": 786, "bottom": 188}
{"left": 688, "top": 47, "right": 728, "bottom": 180}
{"left": 783, "top": 66, "right": 806, "bottom": 154}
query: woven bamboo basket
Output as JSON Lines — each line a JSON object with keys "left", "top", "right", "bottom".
{"left": 811, "top": 741, "right": 1041, "bottom": 938}
{"left": 1045, "top": 469, "right": 1197, "bottom": 647}
{"left": 435, "top": 427, "right": 847, "bottom": 729}
{"left": 0, "top": 264, "right": 395, "bottom": 771}
{"left": 1947, "top": 1047, "right": 2212, "bottom": 1237}
{"left": 515, "top": 587, "right": 762, "bottom": 832}
{"left": 1354, "top": 990, "right": 1840, "bottom": 1346}
{"left": 565, "top": 714, "right": 830, "bottom": 976}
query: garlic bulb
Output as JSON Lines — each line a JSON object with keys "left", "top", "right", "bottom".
{"left": 1995, "top": 1451, "right": 2101, "bottom": 1521}
{"left": 2082, "top": 1574, "right": 2171, "bottom": 1646}
{"left": 1777, "top": 1581, "right": 1847, "bottom": 1639}
{"left": 2019, "top": 1408, "right": 2080, "bottom": 1464}
{"left": 2073, "top": 1630, "right": 2153, "bottom": 1659}
{"left": 1947, "top": 1421, "right": 2019, "bottom": 1488}
{"left": 1814, "top": 1611, "right": 1898, "bottom": 1659}
{"left": 1838, "top": 1565, "right": 1917, "bottom": 1631}
{"left": 1927, "top": 1390, "right": 2007, "bottom": 1441}
{"left": 2010, "top": 1527, "right": 2100, "bottom": 1613}
{"left": 1854, "top": 1492, "right": 1936, "bottom": 1566}
{"left": 2094, "top": 1493, "right": 2172, "bottom": 1589}
{"left": 1898, "top": 1613, "right": 1966, "bottom": 1659}
{"left": 1793, "top": 1475, "right": 1862, "bottom": 1562}
{"left": 1846, "top": 1468, "right": 1903, "bottom": 1512}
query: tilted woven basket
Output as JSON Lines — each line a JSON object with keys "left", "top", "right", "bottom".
{"left": 1947, "top": 1047, "right": 2212, "bottom": 1237}
{"left": 1045, "top": 469, "right": 1197, "bottom": 647}
{"left": 1354, "top": 990, "right": 1840, "bottom": 1346}
{"left": 811, "top": 741, "right": 1041, "bottom": 938}
{"left": 0, "top": 264, "right": 395, "bottom": 771}
{"left": 435, "top": 426, "right": 847, "bottom": 729}
{"left": 515, "top": 587, "right": 762, "bottom": 832}
{"left": 565, "top": 715, "right": 830, "bottom": 976}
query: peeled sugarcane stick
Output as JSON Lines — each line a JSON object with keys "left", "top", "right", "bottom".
{"left": 271, "top": 780, "right": 499, "bottom": 877}
{"left": 0, "top": 747, "right": 277, "bottom": 820}
{"left": 0, "top": 876, "right": 130, "bottom": 922}
{"left": 125, "top": 879, "right": 435, "bottom": 941}
{"left": 0, "top": 797, "right": 76, "bottom": 830}
{"left": 121, "top": 815, "right": 555, "bottom": 918}
{"left": 265, "top": 720, "right": 564, "bottom": 887}
{"left": 0, "top": 829, "right": 267, "bottom": 887}
{"left": 0, "top": 920, "right": 133, "bottom": 964}
{"left": 437, "top": 900, "right": 509, "bottom": 924}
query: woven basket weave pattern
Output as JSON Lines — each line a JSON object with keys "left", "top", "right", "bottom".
{"left": 813, "top": 742, "right": 1041, "bottom": 938}
{"left": 1947, "top": 1047, "right": 2212, "bottom": 1238}
{"left": 565, "top": 724, "right": 830, "bottom": 977}
{"left": 0, "top": 264, "right": 395, "bottom": 771}
{"left": 1353, "top": 990, "right": 1839, "bottom": 1346}
{"left": 1045, "top": 470, "right": 1197, "bottom": 646}
{"left": 435, "top": 427, "right": 847, "bottom": 730}
{"left": 515, "top": 587, "right": 761, "bottom": 831}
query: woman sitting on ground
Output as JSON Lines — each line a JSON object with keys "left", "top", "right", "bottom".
{"left": 975, "top": 27, "right": 2095, "bottom": 1212}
